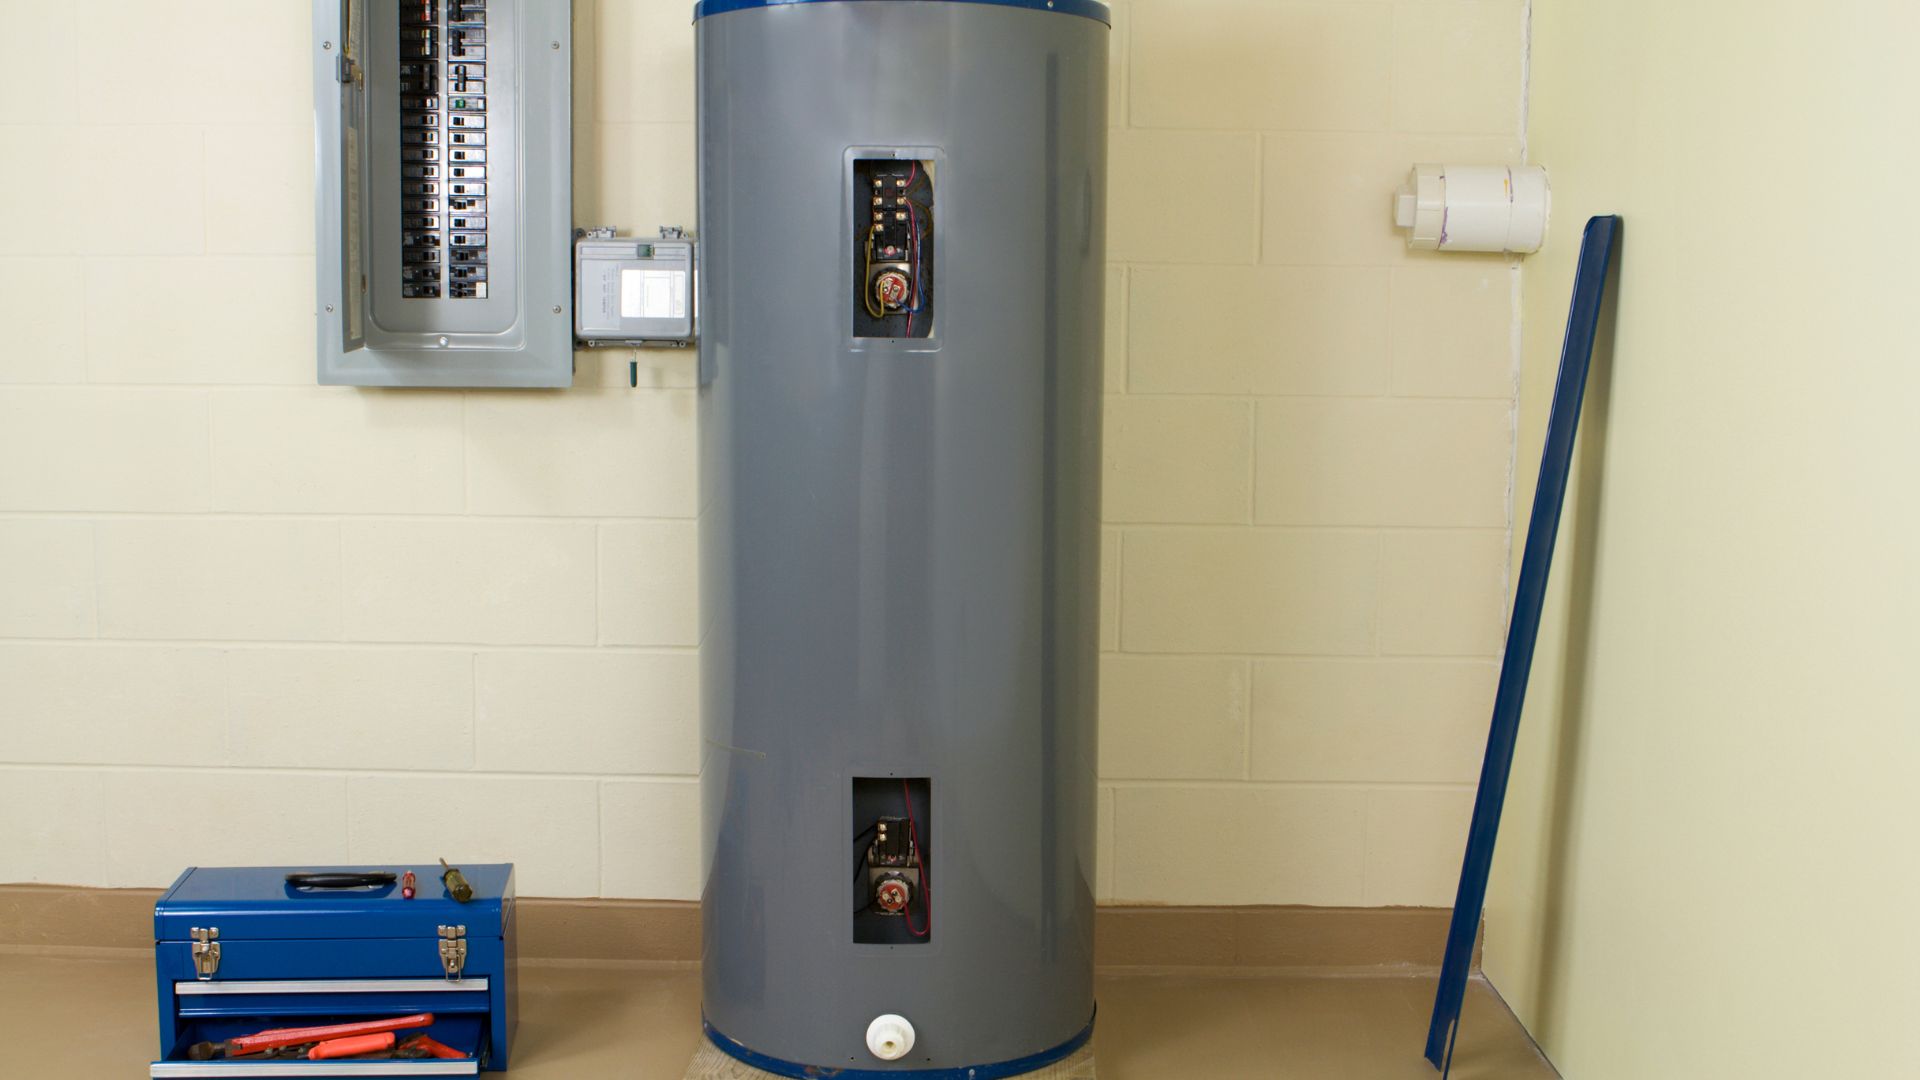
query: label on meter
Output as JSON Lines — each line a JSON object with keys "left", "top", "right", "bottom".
{"left": 620, "top": 269, "right": 688, "bottom": 320}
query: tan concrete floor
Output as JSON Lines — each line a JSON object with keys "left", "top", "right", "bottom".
{"left": 0, "top": 950, "right": 1555, "bottom": 1078}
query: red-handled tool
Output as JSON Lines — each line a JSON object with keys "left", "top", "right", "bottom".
{"left": 402, "top": 870, "right": 417, "bottom": 899}
{"left": 186, "top": 1014, "right": 434, "bottom": 1060}
{"left": 399, "top": 1034, "right": 469, "bottom": 1060}
{"left": 310, "top": 1032, "right": 396, "bottom": 1060}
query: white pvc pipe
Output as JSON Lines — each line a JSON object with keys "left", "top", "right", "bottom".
{"left": 1393, "top": 164, "right": 1551, "bottom": 254}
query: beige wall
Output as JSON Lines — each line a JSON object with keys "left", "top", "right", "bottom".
{"left": 1485, "top": 1, "right": 1920, "bottom": 1075}
{"left": 0, "top": 0, "right": 1524, "bottom": 904}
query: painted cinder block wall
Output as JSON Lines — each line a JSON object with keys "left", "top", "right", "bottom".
{"left": 0, "top": 0, "right": 1524, "bottom": 903}
{"left": 1482, "top": 0, "right": 1920, "bottom": 1075}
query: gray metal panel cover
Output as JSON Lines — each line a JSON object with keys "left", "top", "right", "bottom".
{"left": 313, "top": 0, "right": 573, "bottom": 387}
{"left": 697, "top": 1, "right": 1108, "bottom": 1071}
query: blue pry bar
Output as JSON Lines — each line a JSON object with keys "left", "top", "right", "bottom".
{"left": 1424, "top": 215, "right": 1623, "bottom": 1075}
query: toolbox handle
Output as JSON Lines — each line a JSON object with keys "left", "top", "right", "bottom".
{"left": 284, "top": 871, "right": 399, "bottom": 891}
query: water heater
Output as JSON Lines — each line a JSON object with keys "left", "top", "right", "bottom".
{"left": 694, "top": 0, "right": 1110, "bottom": 1075}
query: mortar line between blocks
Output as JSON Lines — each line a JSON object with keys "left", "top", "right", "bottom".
{"left": 201, "top": 387, "right": 215, "bottom": 513}
{"left": 2, "top": 761, "right": 703, "bottom": 784}
{"left": 1252, "top": 132, "right": 1265, "bottom": 264}
{"left": 0, "top": 510, "right": 700, "bottom": 525}
{"left": 459, "top": 391, "right": 472, "bottom": 513}
{"left": 1102, "top": 778, "right": 1476, "bottom": 793}
{"left": 1096, "top": 523, "right": 1506, "bottom": 535}
{"left": 197, "top": 126, "right": 211, "bottom": 257}
{"left": 1371, "top": 531, "right": 1385, "bottom": 657}
{"left": 1107, "top": 785, "right": 1122, "bottom": 900}
{"left": 218, "top": 639, "right": 235, "bottom": 764}
{"left": 469, "top": 651, "right": 482, "bottom": 771}
{"left": 0, "top": 385, "right": 1509, "bottom": 402}
{"left": 1359, "top": 783, "right": 1375, "bottom": 905}
{"left": 341, "top": 759, "right": 354, "bottom": 856}
{"left": 1240, "top": 657, "right": 1253, "bottom": 782}
{"left": 0, "top": 636, "right": 696, "bottom": 655}
{"left": 0, "top": 638, "right": 1500, "bottom": 662}
{"left": 335, "top": 516, "right": 347, "bottom": 643}
{"left": 86, "top": 519, "right": 103, "bottom": 638}
{"left": 1244, "top": 398, "right": 1259, "bottom": 525}
{"left": 1116, "top": 122, "right": 1526, "bottom": 139}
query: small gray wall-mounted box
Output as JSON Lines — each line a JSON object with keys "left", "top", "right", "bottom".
{"left": 574, "top": 229, "right": 697, "bottom": 347}
{"left": 314, "top": 0, "right": 573, "bottom": 387}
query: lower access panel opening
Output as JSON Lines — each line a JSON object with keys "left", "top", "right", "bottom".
{"left": 853, "top": 777, "right": 932, "bottom": 944}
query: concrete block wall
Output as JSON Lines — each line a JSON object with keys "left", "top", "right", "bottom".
{"left": 0, "top": 0, "right": 1525, "bottom": 904}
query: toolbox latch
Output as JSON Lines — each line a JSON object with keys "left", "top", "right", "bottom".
{"left": 190, "top": 927, "right": 221, "bottom": 981}
{"left": 437, "top": 924, "right": 468, "bottom": 980}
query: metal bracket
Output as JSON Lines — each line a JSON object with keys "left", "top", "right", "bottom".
{"left": 189, "top": 927, "right": 220, "bottom": 981}
{"left": 437, "top": 924, "right": 468, "bottom": 980}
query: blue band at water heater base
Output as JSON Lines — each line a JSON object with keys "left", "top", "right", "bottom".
{"left": 703, "top": 1011, "right": 1097, "bottom": 1080}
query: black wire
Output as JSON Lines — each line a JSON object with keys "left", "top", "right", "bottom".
{"left": 852, "top": 823, "right": 877, "bottom": 914}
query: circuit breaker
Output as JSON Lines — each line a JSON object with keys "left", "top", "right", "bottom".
{"left": 314, "top": 0, "right": 572, "bottom": 387}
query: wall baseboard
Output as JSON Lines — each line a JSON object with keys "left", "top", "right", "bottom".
{"left": 0, "top": 885, "right": 1473, "bottom": 971}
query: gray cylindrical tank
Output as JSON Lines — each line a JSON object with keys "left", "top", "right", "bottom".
{"left": 694, "top": 0, "right": 1109, "bottom": 1074}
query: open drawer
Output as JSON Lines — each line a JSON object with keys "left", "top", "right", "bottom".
{"left": 152, "top": 985, "right": 490, "bottom": 1078}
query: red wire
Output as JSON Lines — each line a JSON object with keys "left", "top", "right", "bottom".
{"left": 905, "top": 198, "right": 922, "bottom": 337}
{"left": 902, "top": 780, "right": 929, "bottom": 938}
{"left": 888, "top": 161, "right": 924, "bottom": 338}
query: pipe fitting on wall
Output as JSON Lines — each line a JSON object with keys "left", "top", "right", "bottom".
{"left": 1393, "top": 164, "right": 1550, "bottom": 254}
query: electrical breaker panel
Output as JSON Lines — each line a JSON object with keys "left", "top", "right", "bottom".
{"left": 852, "top": 156, "right": 935, "bottom": 342}
{"left": 315, "top": 0, "right": 572, "bottom": 387}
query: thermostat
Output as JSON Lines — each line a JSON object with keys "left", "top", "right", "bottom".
{"left": 575, "top": 227, "right": 697, "bottom": 347}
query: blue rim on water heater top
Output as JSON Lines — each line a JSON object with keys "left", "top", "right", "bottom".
{"left": 693, "top": 0, "right": 1113, "bottom": 26}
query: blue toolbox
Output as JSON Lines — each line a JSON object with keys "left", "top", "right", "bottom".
{"left": 151, "top": 865, "right": 516, "bottom": 1077}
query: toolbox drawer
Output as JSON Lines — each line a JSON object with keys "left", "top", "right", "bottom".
{"left": 151, "top": 1012, "right": 486, "bottom": 1078}
{"left": 153, "top": 1066, "right": 478, "bottom": 1078}
{"left": 171, "top": 978, "right": 494, "bottom": 1021}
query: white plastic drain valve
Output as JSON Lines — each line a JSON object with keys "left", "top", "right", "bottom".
{"left": 866, "top": 1014, "right": 916, "bottom": 1061}
{"left": 1393, "top": 164, "right": 1550, "bottom": 254}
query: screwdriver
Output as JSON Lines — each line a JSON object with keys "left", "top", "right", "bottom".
{"left": 439, "top": 858, "right": 473, "bottom": 903}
